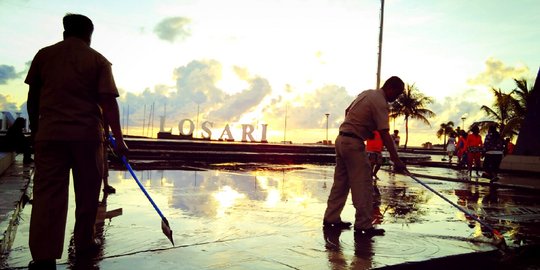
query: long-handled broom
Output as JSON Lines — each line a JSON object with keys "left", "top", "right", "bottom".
{"left": 108, "top": 134, "right": 174, "bottom": 246}
{"left": 405, "top": 171, "right": 507, "bottom": 251}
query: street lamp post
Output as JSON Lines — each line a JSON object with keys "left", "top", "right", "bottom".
{"left": 376, "top": 0, "right": 385, "bottom": 89}
{"left": 461, "top": 116, "right": 466, "bottom": 130}
{"left": 325, "top": 113, "right": 330, "bottom": 143}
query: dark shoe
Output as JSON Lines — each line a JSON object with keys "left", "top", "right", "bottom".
{"left": 28, "top": 260, "right": 56, "bottom": 270}
{"left": 354, "top": 227, "right": 385, "bottom": 237}
{"left": 323, "top": 226, "right": 343, "bottom": 250}
{"left": 323, "top": 221, "right": 352, "bottom": 230}
{"left": 103, "top": 185, "right": 116, "bottom": 194}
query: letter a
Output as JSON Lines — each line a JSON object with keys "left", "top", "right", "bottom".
{"left": 219, "top": 124, "right": 234, "bottom": 141}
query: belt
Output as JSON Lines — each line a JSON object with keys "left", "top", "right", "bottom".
{"left": 339, "top": 131, "right": 363, "bottom": 140}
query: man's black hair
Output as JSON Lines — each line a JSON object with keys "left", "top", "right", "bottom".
{"left": 383, "top": 76, "right": 404, "bottom": 90}
{"left": 63, "top": 13, "right": 94, "bottom": 38}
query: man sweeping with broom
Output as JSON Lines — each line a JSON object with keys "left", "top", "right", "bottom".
{"left": 323, "top": 76, "right": 407, "bottom": 237}
{"left": 25, "top": 13, "right": 128, "bottom": 269}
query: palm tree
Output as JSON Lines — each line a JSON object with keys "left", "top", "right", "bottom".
{"left": 478, "top": 79, "right": 535, "bottom": 139}
{"left": 389, "top": 83, "right": 436, "bottom": 149}
{"left": 478, "top": 88, "right": 517, "bottom": 138}
{"left": 436, "top": 121, "right": 455, "bottom": 150}
{"left": 508, "top": 78, "right": 534, "bottom": 133}
{"left": 513, "top": 78, "right": 532, "bottom": 108}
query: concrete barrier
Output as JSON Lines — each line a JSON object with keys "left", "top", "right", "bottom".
{"left": 500, "top": 155, "right": 540, "bottom": 173}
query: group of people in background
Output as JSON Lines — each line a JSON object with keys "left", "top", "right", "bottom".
{"left": 363, "top": 122, "right": 512, "bottom": 183}
{"left": 447, "top": 125, "right": 515, "bottom": 182}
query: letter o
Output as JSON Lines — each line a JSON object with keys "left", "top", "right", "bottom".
{"left": 179, "top": 119, "right": 195, "bottom": 136}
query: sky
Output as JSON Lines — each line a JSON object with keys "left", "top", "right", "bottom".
{"left": 0, "top": 0, "right": 538, "bottom": 146}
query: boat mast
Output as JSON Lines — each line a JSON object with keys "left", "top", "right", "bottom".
{"left": 283, "top": 104, "right": 288, "bottom": 142}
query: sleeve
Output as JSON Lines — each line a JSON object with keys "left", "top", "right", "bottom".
{"left": 24, "top": 52, "right": 42, "bottom": 86}
{"left": 97, "top": 56, "right": 119, "bottom": 97}
{"left": 372, "top": 95, "right": 390, "bottom": 130}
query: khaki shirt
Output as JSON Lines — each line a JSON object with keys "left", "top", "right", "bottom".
{"left": 339, "top": 89, "right": 390, "bottom": 140}
{"left": 25, "top": 37, "right": 119, "bottom": 141}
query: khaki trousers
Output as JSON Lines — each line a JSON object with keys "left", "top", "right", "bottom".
{"left": 30, "top": 141, "right": 103, "bottom": 260}
{"left": 324, "top": 135, "right": 373, "bottom": 229}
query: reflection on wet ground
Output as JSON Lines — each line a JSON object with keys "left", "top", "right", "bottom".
{"left": 4, "top": 163, "right": 540, "bottom": 269}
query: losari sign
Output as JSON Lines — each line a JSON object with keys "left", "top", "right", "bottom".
{"left": 160, "top": 117, "right": 268, "bottom": 143}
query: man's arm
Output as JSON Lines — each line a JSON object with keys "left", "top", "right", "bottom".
{"left": 27, "top": 84, "right": 40, "bottom": 141}
{"left": 99, "top": 94, "right": 128, "bottom": 157}
{"left": 379, "top": 129, "right": 406, "bottom": 172}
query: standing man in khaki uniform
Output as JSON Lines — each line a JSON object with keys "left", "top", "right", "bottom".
{"left": 323, "top": 76, "right": 406, "bottom": 236}
{"left": 25, "top": 13, "right": 128, "bottom": 269}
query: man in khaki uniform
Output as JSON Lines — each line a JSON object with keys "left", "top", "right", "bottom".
{"left": 323, "top": 76, "right": 406, "bottom": 236}
{"left": 25, "top": 14, "right": 128, "bottom": 269}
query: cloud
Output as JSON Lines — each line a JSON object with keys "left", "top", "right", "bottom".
{"left": 427, "top": 88, "right": 492, "bottom": 131}
{"left": 0, "top": 65, "right": 18, "bottom": 84}
{"left": 467, "top": 58, "right": 529, "bottom": 86}
{"left": 208, "top": 76, "right": 271, "bottom": 122}
{"left": 263, "top": 84, "right": 353, "bottom": 129}
{"left": 115, "top": 58, "right": 355, "bottom": 138}
{"left": 233, "top": 66, "right": 250, "bottom": 81}
{"left": 315, "top": 50, "right": 326, "bottom": 64}
{"left": 154, "top": 17, "right": 192, "bottom": 42}
{"left": 173, "top": 60, "right": 273, "bottom": 122}
{"left": 116, "top": 60, "right": 224, "bottom": 130}
{"left": 0, "top": 93, "right": 20, "bottom": 111}
{"left": 173, "top": 59, "right": 225, "bottom": 105}
{"left": 116, "top": 59, "right": 274, "bottom": 130}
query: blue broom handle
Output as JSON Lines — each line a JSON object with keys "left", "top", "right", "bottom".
{"left": 107, "top": 134, "right": 166, "bottom": 219}
{"left": 407, "top": 172, "right": 496, "bottom": 232}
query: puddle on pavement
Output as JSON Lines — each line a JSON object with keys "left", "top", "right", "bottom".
{"left": 3, "top": 164, "right": 540, "bottom": 269}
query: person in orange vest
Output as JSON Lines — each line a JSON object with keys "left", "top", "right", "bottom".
{"left": 504, "top": 138, "right": 515, "bottom": 155}
{"left": 366, "top": 130, "right": 384, "bottom": 180}
{"left": 465, "top": 125, "right": 483, "bottom": 177}
{"left": 456, "top": 130, "right": 468, "bottom": 168}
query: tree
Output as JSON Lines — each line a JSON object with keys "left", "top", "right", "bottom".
{"left": 478, "top": 87, "right": 518, "bottom": 138}
{"left": 436, "top": 121, "right": 455, "bottom": 150}
{"left": 389, "top": 83, "right": 436, "bottom": 149}
{"left": 509, "top": 78, "right": 534, "bottom": 133}
{"left": 478, "top": 78, "right": 536, "bottom": 139}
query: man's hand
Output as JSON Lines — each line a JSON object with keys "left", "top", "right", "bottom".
{"left": 107, "top": 134, "right": 129, "bottom": 159}
{"left": 113, "top": 137, "right": 129, "bottom": 158}
{"left": 392, "top": 158, "right": 407, "bottom": 174}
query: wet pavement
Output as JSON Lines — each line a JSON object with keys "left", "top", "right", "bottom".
{"left": 0, "top": 154, "right": 31, "bottom": 258}
{"left": 2, "top": 157, "right": 540, "bottom": 269}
